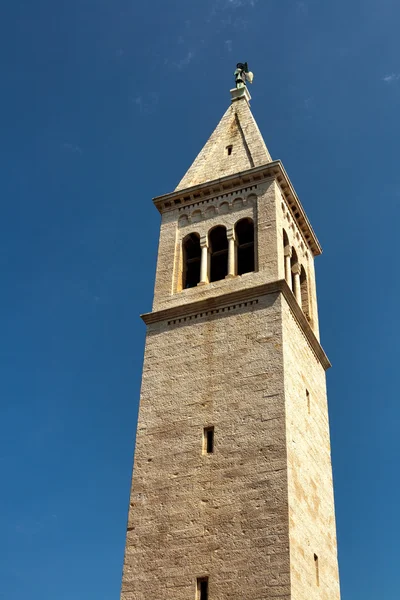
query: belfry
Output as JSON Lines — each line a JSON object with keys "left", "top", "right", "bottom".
{"left": 120, "top": 70, "right": 341, "bottom": 600}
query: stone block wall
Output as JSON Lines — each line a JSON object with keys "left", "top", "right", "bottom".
{"left": 175, "top": 96, "right": 272, "bottom": 192}
{"left": 120, "top": 294, "right": 292, "bottom": 600}
{"left": 283, "top": 299, "right": 340, "bottom": 599}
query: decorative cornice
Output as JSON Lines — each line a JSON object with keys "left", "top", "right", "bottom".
{"left": 153, "top": 161, "right": 322, "bottom": 256}
{"left": 141, "top": 280, "right": 331, "bottom": 371}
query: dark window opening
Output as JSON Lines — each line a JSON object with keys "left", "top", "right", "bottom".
{"left": 283, "top": 229, "right": 290, "bottom": 282}
{"left": 203, "top": 427, "right": 214, "bottom": 454}
{"left": 226, "top": 145, "right": 233, "bottom": 156}
{"left": 306, "top": 389, "right": 310, "bottom": 414}
{"left": 300, "top": 266, "right": 310, "bottom": 319}
{"left": 183, "top": 233, "right": 201, "bottom": 289}
{"left": 235, "top": 218, "right": 255, "bottom": 275}
{"left": 197, "top": 577, "right": 208, "bottom": 600}
{"left": 283, "top": 229, "right": 289, "bottom": 248}
{"left": 209, "top": 226, "right": 228, "bottom": 282}
{"left": 291, "top": 248, "right": 298, "bottom": 292}
{"left": 314, "top": 554, "right": 319, "bottom": 586}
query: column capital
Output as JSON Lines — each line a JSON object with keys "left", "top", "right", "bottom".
{"left": 200, "top": 235, "right": 209, "bottom": 249}
{"left": 226, "top": 227, "right": 236, "bottom": 242}
{"left": 291, "top": 263, "right": 301, "bottom": 275}
{"left": 284, "top": 245, "right": 292, "bottom": 257}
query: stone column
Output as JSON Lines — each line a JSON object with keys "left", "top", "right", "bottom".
{"left": 198, "top": 236, "right": 209, "bottom": 285}
{"left": 226, "top": 228, "right": 237, "bottom": 279}
{"left": 284, "top": 245, "right": 292, "bottom": 289}
{"left": 292, "top": 263, "right": 301, "bottom": 304}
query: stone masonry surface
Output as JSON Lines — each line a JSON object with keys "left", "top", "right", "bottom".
{"left": 121, "top": 294, "right": 291, "bottom": 600}
{"left": 283, "top": 298, "right": 340, "bottom": 598}
{"left": 176, "top": 96, "right": 272, "bottom": 191}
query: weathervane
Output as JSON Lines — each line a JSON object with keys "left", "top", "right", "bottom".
{"left": 234, "top": 62, "right": 254, "bottom": 89}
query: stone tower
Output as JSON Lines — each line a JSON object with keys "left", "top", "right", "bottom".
{"left": 120, "top": 85, "right": 341, "bottom": 600}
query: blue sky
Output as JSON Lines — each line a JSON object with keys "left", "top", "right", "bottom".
{"left": 1, "top": 0, "right": 399, "bottom": 598}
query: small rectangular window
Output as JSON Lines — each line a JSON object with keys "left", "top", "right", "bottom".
{"left": 197, "top": 577, "right": 208, "bottom": 600}
{"left": 203, "top": 427, "right": 214, "bottom": 454}
{"left": 226, "top": 145, "right": 233, "bottom": 156}
{"left": 306, "top": 389, "right": 310, "bottom": 414}
{"left": 314, "top": 554, "right": 319, "bottom": 586}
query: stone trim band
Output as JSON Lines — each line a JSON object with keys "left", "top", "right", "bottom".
{"left": 153, "top": 160, "right": 322, "bottom": 256}
{"left": 141, "top": 279, "right": 331, "bottom": 371}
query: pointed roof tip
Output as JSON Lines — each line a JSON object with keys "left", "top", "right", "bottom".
{"left": 175, "top": 88, "right": 272, "bottom": 191}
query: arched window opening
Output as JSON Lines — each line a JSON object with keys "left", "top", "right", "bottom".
{"left": 291, "top": 248, "right": 298, "bottom": 292}
{"left": 300, "top": 266, "right": 310, "bottom": 319}
{"left": 235, "top": 218, "right": 255, "bottom": 275}
{"left": 182, "top": 233, "right": 201, "bottom": 289}
{"left": 283, "top": 229, "right": 289, "bottom": 249}
{"left": 209, "top": 226, "right": 228, "bottom": 282}
{"left": 283, "top": 229, "right": 290, "bottom": 284}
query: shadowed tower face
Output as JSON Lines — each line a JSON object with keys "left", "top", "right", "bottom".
{"left": 120, "top": 84, "right": 341, "bottom": 600}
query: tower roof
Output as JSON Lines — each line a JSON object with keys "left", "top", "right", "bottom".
{"left": 175, "top": 88, "right": 272, "bottom": 191}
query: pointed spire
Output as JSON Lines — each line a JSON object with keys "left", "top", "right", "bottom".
{"left": 175, "top": 88, "right": 272, "bottom": 191}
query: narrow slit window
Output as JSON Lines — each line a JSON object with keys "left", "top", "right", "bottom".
{"left": 203, "top": 427, "right": 214, "bottom": 454}
{"left": 306, "top": 389, "right": 310, "bottom": 414}
{"left": 197, "top": 577, "right": 209, "bottom": 600}
{"left": 314, "top": 554, "right": 319, "bottom": 586}
{"left": 226, "top": 145, "right": 233, "bottom": 156}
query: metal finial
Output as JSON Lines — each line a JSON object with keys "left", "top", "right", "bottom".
{"left": 234, "top": 62, "right": 254, "bottom": 89}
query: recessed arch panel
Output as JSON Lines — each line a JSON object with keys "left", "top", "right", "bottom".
{"left": 191, "top": 210, "right": 202, "bottom": 223}
{"left": 219, "top": 202, "right": 230, "bottom": 214}
{"left": 178, "top": 214, "right": 189, "bottom": 227}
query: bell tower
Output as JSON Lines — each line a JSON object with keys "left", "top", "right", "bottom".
{"left": 120, "top": 81, "right": 341, "bottom": 600}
